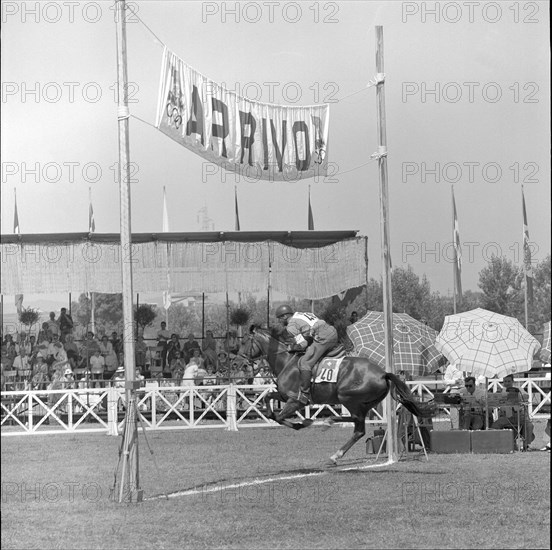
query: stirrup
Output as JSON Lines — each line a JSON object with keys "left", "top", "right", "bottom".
{"left": 297, "top": 390, "right": 311, "bottom": 405}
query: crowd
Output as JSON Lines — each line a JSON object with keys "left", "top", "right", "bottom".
{"left": 0, "top": 309, "right": 272, "bottom": 392}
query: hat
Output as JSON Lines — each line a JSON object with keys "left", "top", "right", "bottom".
{"left": 36, "top": 352, "right": 44, "bottom": 358}
{"left": 115, "top": 366, "right": 125, "bottom": 373}
{"left": 64, "top": 368, "right": 73, "bottom": 375}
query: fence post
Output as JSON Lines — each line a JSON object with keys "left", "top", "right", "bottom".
{"left": 226, "top": 383, "right": 238, "bottom": 432}
{"left": 107, "top": 387, "right": 119, "bottom": 436}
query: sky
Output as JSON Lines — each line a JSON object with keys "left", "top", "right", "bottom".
{"left": 1, "top": 0, "right": 551, "bottom": 306}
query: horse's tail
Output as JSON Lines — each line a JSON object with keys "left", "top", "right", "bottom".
{"left": 384, "top": 373, "right": 432, "bottom": 418}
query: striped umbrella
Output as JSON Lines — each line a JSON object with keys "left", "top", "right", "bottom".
{"left": 346, "top": 311, "right": 446, "bottom": 377}
{"left": 435, "top": 308, "right": 541, "bottom": 379}
{"left": 540, "top": 321, "right": 551, "bottom": 363}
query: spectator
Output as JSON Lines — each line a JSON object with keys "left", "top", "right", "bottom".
{"left": 48, "top": 334, "right": 67, "bottom": 365}
{"left": 89, "top": 349, "right": 105, "bottom": 388}
{"left": 349, "top": 311, "right": 359, "bottom": 325}
{"left": 112, "top": 366, "right": 126, "bottom": 389}
{"left": 157, "top": 322, "right": 171, "bottom": 368}
{"left": 224, "top": 330, "right": 240, "bottom": 356}
{"left": 202, "top": 330, "right": 218, "bottom": 368}
{"left": 459, "top": 376, "right": 486, "bottom": 430}
{"left": 31, "top": 354, "right": 49, "bottom": 390}
{"left": 443, "top": 362, "right": 463, "bottom": 429}
{"left": 99, "top": 335, "right": 118, "bottom": 375}
{"left": 46, "top": 312, "right": 60, "bottom": 338}
{"left": 1, "top": 345, "right": 14, "bottom": 370}
{"left": 491, "top": 374, "right": 535, "bottom": 450}
{"left": 37, "top": 322, "right": 51, "bottom": 345}
{"left": 135, "top": 335, "right": 148, "bottom": 369}
{"left": 63, "top": 334, "right": 80, "bottom": 369}
{"left": 110, "top": 331, "right": 123, "bottom": 358}
{"left": 80, "top": 332, "right": 100, "bottom": 367}
{"left": 182, "top": 333, "right": 200, "bottom": 363}
{"left": 58, "top": 308, "right": 74, "bottom": 342}
{"left": 181, "top": 361, "right": 199, "bottom": 387}
{"left": 166, "top": 334, "right": 182, "bottom": 366}
{"left": 541, "top": 419, "right": 551, "bottom": 452}
{"left": 169, "top": 350, "right": 186, "bottom": 381}
{"left": 13, "top": 349, "right": 31, "bottom": 380}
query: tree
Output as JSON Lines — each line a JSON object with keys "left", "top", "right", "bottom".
{"left": 135, "top": 304, "right": 157, "bottom": 336}
{"left": 532, "top": 254, "right": 551, "bottom": 330}
{"left": 19, "top": 307, "right": 41, "bottom": 336}
{"left": 478, "top": 256, "right": 524, "bottom": 320}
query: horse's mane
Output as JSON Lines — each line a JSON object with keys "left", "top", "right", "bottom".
{"left": 250, "top": 324, "right": 294, "bottom": 346}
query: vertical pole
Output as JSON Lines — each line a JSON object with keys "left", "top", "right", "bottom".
{"left": 452, "top": 186, "right": 457, "bottom": 314}
{"left": 202, "top": 293, "right": 205, "bottom": 339}
{"left": 136, "top": 293, "right": 139, "bottom": 338}
{"left": 267, "top": 245, "right": 272, "bottom": 328}
{"left": 375, "top": 26, "right": 398, "bottom": 463}
{"left": 115, "top": 0, "right": 140, "bottom": 503}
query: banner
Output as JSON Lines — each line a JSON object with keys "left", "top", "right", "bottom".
{"left": 155, "top": 48, "right": 330, "bottom": 181}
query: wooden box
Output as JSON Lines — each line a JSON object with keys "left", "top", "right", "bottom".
{"left": 429, "top": 430, "right": 471, "bottom": 453}
{"left": 470, "top": 429, "right": 514, "bottom": 454}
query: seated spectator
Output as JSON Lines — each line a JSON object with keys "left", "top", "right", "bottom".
{"left": 48, "top": 334, "right": 68, "bottom": 365}
{"left": 491, "top": 374, "right": 535, "bottom": 449}
{"left": 13, "top": 349, "right": 32, "bottom": 379}
{"left": 224, "top": 330, "right": 240, "bottom": 356}
{"left": 187, "top": 348, "right": 205, "bottom": 370}
{"left": 182, "top": 333, "right": 200, "bottom": 363}
{"left": 181, "top": 361, "right": 199, "bottom": 387}
{"left": 216, "top": 350, "right": 230, "bottom": 372}
{"left": 202, "top": 330, "right": 218, "bottom": 368}
{"left": 80, "top": 332, "right": 100, "bottom": 366}
{"left": 89, "top": 349, "right": 105, "bottom": 388}
{"left": 110, "top": 331, "right": 123, "bottom": 358}
{"left": 63, "top": 334, "right": 80, "bottom": 368}
{"left": 169, "top": 351, "right": 186, "bottom": 381}
{"left": 443, "top": 362, "right": 463, "bottom": 429}
{"left": 31, "top": 354, "right": 50, "bottom": 390}
{"left": 112, "top": 366, "right": 126, "bottom": 389}
{"left": 166, "top": 334, "right": 181, "bottom": 365}
{"left": 349, "top": 311, "right": 359, "bottom": 325}
{"left": 1, "top": 345, "right": 14, "bottom": 371}
{"left": 58, "top": 307, "right": 74, "bottom": 342}
{"left": 459, "top": 376, "right": 486, "bottom": 430}
{"left": 195, "top": 363, "right": 208, "bottom": 385}
{"left": 99, "top": 335, "right": 118, "bottom": 375}
{"left": 203, "top": 364, "right": 218, "bottom": 386}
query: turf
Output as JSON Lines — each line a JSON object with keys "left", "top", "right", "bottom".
{"left": 1, "top": 423, "right": 550, "bottom": 549}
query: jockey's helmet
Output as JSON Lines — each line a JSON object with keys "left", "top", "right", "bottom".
{"left": 275, "top": 305, "right": 294, "bottom": 319}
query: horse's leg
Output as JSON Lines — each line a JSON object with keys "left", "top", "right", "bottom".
{"left": 263, "top": 391, "right": 282, "bottom": 421}
{"left": 328, "top": 404, "right": 370, "bottom": 465}
{"left": 274, "top": 399, "right": 313, "bottom": 430}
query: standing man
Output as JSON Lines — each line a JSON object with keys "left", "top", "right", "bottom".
{"left": 275, "top": 305, "right": 338, "bottom": 405}
{"left": 58, "top": 308, "right": 74, "bottom": 343}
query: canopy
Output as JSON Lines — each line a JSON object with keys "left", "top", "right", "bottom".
{"left": 1, "top": 231, "right": 367, "bottom": 300}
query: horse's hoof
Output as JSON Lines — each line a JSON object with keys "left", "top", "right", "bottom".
{"left": 328, "top": 455, "right": 339, "bottom": 465}
{"left": 302, "top": 419, "right": 314, "bottom": 428}
{"left": 291, "top": 422, "right": 304, "bottom": 431}
{"left": 321, "top": 418, "right": 335, "bottom": 432}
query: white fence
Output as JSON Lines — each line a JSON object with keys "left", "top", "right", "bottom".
{"left": 1, "top": 378, "right": 549, "bottom": 436}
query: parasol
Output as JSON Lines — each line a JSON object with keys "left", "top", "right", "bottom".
{"left": 435, "top": 308, "right": 541, "bottom": 379}
{"left": 347, "top": 311, "right": 446, "bottom": 377}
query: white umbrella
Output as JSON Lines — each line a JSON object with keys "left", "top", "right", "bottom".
{"left": 435, "top": 308, "right": 541, "bottom": 379}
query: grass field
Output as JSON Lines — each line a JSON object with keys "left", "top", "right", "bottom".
{"left": 1, "top": 422, "right": 550, "bottom": 550}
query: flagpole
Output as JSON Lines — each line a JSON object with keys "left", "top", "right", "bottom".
{"left": 452, "top": 186, "right": 457, "bottom": 314}
{"left": 375, "top": 26, "right": 398, "bottom": 463}
{"left": 115, "top": 0, "right": 140, "bottom": 503}
{"left": 522, "top": 186, "right": 529, "bottom": 329}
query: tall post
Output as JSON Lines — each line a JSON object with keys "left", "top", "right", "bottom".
{"left": 452, "top": 187, "right": 457, "bottom": 314}
{"left": 375, "top": 26, "right": 398, "bottom": 462}
{"left": 115, "top": 0, "right": 141, "bottom": 503}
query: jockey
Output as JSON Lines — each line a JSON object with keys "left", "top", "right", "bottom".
{"left": 275, "top": 305, "right": 338, "bottom": 405}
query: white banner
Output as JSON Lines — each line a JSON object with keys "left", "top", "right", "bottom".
{"left": 155, "top": 48, "right": 330, "bottom": 181}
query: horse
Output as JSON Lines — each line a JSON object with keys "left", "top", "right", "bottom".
{"left": 237, "top": 325, "right": 429, "bottom": 464}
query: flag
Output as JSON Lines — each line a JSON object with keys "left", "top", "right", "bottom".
{"left": 308, "top": 186, "right": 315, "bottom": 230}
{"left": 234, "top": 186, "right": 240, "bottom": 231}
{"left": 88, "top": 188, "right": 96, "bottom": 233}
{"left": 522, "top": 187, "right": 534, "bottom": 305}
{"left": 452, "top": 187, "right": 462, "bottom": 302}
{"left": 13, "top": 188, "right": 20, "bottom": 234}
{"left": 15, "top": 294, "right": 24, "bottom": 315}
{"left": 162, "top": 186, "right": 170, "bottom": 232}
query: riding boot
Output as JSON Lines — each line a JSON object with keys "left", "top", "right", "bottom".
{"left": 298, "top": 369, "right": 312, "bottom": 404}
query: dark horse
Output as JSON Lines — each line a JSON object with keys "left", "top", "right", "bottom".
{"left": 238, "top": 325, "right": 428, "bottom": 464}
